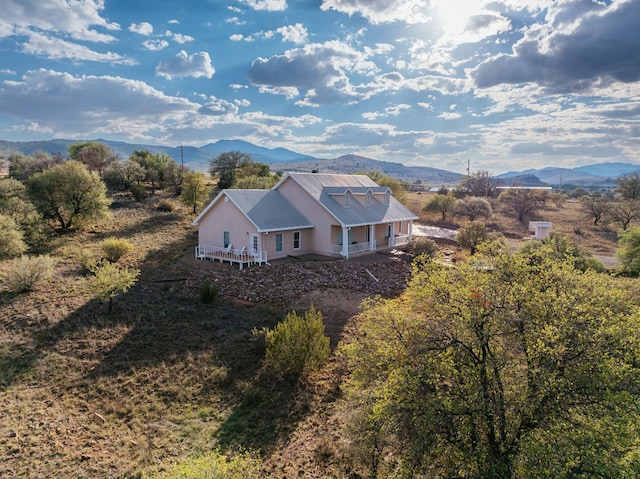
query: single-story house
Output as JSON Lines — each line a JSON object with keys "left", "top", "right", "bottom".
{"left": 192, "top": 172, "right": 418, "bottom": 267}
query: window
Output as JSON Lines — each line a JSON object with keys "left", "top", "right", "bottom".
{"left": 293, "top": 231, "right": 300, "bottom": 249}
{"left": 275, "top": 233, "right": 283, "bottom": 252}
{"left": 223, "top": 231, "right": 230, "bottom": 248}
{"left": 385, "top": 191, "right": 390, "bottom": 205}
{"left": 344, "top": 193, "right": 351, "bottom": 207}
{"left": 365, "top": 191, "right": 372, "bottom": 206}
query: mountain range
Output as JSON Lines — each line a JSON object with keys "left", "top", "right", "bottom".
{"left": 1, "top": 138, "right": 638, "bottom": 186}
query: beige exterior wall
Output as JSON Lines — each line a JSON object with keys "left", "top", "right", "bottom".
{"left": 260, "top": 228, "right": 312, "bottom": 260}
{"left": 197, "top": 194, "right": 257, "bottom": 251}
{"left": 277, "top": 177, "right": 338, "bottom": 255}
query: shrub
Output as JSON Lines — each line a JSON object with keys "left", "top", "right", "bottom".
{"left": 101, "top": 237, "right": 134, "bottom": 262}
{"left": 156, "top": 199, "right": 175, "bottom": 212}
{"left": 406, "top": 237, "right": 439, "bottom": 258}
{"left": 129, "top": 183, "right": 146, "bottom": 202}
{"left": 148, "top": 450, "right": 261, "bottom": 479}
{"left": 89, "top": 259, "right": 139, "bottom": 312}
{"left": 200, "top": 280, "right": 218, "bottom": 304}
{"left": 0, "top": 214, "right": 27, "bottom": 258}
{"left": 264, "top": 305, "right": 330, "bottom": 378}
{"left": 4, "top": 255, "right": 56, "bottom": 293}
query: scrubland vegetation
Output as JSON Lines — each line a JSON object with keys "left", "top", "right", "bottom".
{"left": 1, "top": 147, "right": 640, "bottom": 478}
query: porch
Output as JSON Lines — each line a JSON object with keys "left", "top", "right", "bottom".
{"left": 330, "top": 233, "right": 411, "bottom": 257}
{"left": 195, "top": 244, "right": 268, "bottom": 270}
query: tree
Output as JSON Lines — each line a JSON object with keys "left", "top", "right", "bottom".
{"left": 455, "top": 220, "right": 495, "bottom": 254}
{"left": 7, "top": 151, "right": 64, "bottom": 181}
{"left": 27, "top": 161, "right": 110, "bottom": 230}
{"left": 616, "top": 226, "right": 640, "bottom": 276}
{"left": 616, "top": 171, "right": 640, "bottom": 200}
{"left": 89, "top": 260, "right": 139, "bottom": 312}
{"left": 0, "top": 178, "right": 44, "bottom": 248}
{"left": 452, "top": 197, "right": 493, "bottom": 221}
{"left": 209, "top": 151, "right": 254, "bottom": 189}
{"left": 461, "top": 170, "right": 500, "bottom": 198}
{"left": 232, "top": 175, "right": 278, "bottom": 189}
{"left": 68, "top": 141, "right": 115, "bottom": 177}
{"left": 609, "top": 200, "right": 640, "bottom": 230}
{"left": 342, "top": 249, "right": 640, "bottom": 478}
{"left": 422, "top": 194, "right": 456, "bottom": 221}
{"left": 181, "top": 171, "right": 211, "bottom": 213}
{"left": 581, "top": 194, "right": 611, "bottom": 226}
{"left": 366, "top": 171, "right": 408, "bottom": 205}
{"left": 499, "top": 189, "right": 540, "bottom": 222}
{"left": 520, "top": 232, "right": 604, "bottom": 272}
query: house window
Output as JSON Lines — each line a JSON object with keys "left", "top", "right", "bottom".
{"left": 293, "top": 231, "right": 301, "bottom": 249}
{"left": 223, "top": 231, "right": 230, "bottom": 248}
{"left": 385, "top": 191, "right": 390, "bottom": 205}
{"left": 365, "top": 191, "right": 372, "bottom": 206}
{"left": 344, "top": 193, "right": 351, "bottom": 207}
{"left": 386, "top": 223, "right": 392, "bottom": 238}
{"left": 275, "top": 233, "right": 283, "bottom": 252}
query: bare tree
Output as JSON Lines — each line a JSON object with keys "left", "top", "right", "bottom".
{"left": 581, "top": 195, "right": 611, "bottom": 226}
{"left": 610, "top": 200, "right": 640, "bottom": 230}
{"left": 617, "top": 171, "right": 640, "bottom": 200}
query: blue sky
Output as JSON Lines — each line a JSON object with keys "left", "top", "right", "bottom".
{"left": 0, "top": 0, "right": 639, "bottom": 174}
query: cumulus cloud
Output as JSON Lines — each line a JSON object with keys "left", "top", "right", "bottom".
{"left": 471, "top": 0, "right": 640, "bottom": 90}
{"left": 0, "top": 69, "right": 195, "bottom": 137}
{"left": 198, "top": 97, "right": 239, "bottom": 116}
{"left": 320, "top": 0, "right": 429, "bottom": 24}
{"left": 240, "top": 0, "right": 287, "bottom": 11}
{"left": 129, "top": 22, "right": 153, "bottom": 35}
{"left": 247, "top": 41, "right": 374, "bottom": 104}
{"left": 0, "top": 0, "right": 119, "bottom": 42}
{"left": 143, "top": 39, "right": 169, "bottom": 51}
{"left": 156, "top": 50, "right": 215, "bottom": 79}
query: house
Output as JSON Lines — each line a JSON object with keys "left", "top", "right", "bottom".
{"left": 192, "top": 172, "right": 418, "bottom": 268}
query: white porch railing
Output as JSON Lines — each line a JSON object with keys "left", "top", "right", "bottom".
{"left": 389, "top": 234, "right": 411, "bottom": 247}
{"left": 195, "top": 244, "right": 267, "bottom": 269}
{"left": 331, "top": 240, "right": 376, "bottom": 257}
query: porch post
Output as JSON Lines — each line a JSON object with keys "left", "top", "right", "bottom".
{"left": 342, "top": 226, "right": 349, "bottom": 259}
{"left": 370, "top": 224, "right": 376, "bottom": 251}
{"left": 389, "top": 222, "right": 396, "bottom": 247}
{"left": 408, "top": 221, "right": 413, "bottom": 241}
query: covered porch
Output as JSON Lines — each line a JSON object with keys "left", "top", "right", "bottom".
{"left": 330, "top": 221, "right": 413, "bottom": 259}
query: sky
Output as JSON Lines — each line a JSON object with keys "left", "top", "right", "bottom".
{"left": 0, "top": 0, "right": 639, "bottom": 174}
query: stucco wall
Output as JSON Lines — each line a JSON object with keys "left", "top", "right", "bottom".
{"left": 197, "top": 194, "right": 257, "bottom": 250}
{"left": 277, "top": 177, "right": 337, "bottom": 255}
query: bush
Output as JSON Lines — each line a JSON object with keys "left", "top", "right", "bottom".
{"left": 4, "top": 255, "right": 56, "bottom": 293}
{"left": 148, "top": 450, "right": 261, "bottom": 479}
{"left": 200, "top": 280, "right": 218, "bottom": 303}
{"left": 89, "top": 259, "right": 139, "bottom": 312}
{"left": 406, "top": 237, "right": 439, "bottom": 258}
{"left": 101, "top": 237, "right": 134, "bottom": 262}
{"left": 0, "top": 214, "right": 27, "bottom": 258}
{"left": 129, "top": 183, "right": 146, "bottom": 202}
{"left": 264, "top": 305, "right": 330, "bottom": 378}
{"left": 156, "top": 199, "right": 175, "bottom": 212}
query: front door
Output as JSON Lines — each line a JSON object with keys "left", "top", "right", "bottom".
{"left": 250, "top": 233, "right": 259, "bottom": 255}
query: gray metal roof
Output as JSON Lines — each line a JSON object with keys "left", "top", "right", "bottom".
{"left": 224, "top": 189, "right": 314, "bottom": 232}
{"left": 285, "top": 173, "right": 418, "bottom": 226}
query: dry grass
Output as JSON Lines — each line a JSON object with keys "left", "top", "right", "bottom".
{"left": 0, "top": 188, "right": 626, "bottom": 479}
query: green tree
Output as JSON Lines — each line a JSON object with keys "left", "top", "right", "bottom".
{"left": 7, "top": 151, "right": 64, "bottom": 181}
{"left": 520, "top": 232, "right": 604, "bottom": 272}
{"left": 422, "top": 194, "right": 456, "bottom": 221}
{"left": 232, "top": 174, "right": 278, "bottom": 189}
{"left": 366, "top": 171, "right": 408, "bottom": 205}
{"left": 0, "top": 178, "right": 44, "bottom": 247}
{"left": 68, "top": 141, "right": 115, "bottom": 176}
{"left": 89, "top": 260, "right": 139, "bottom": 312}
{"left": 456, "top": 220, "right": 494, "bottom": 254}
{"left": 616, "top": 226, "right": 640, "bottom": 276}
{"left": 342, "top": 249, "right": 640, "bottom": 479}
{"left": 181, "top": 171, "right": 211, "bottom": 213}
{"left": 209, "top": 151, "right": 254, "bottom": 189}
{"left": 263, "top": 305, "right": 330, "bottom": 378}
{"left": 616, "top": 171, "right": 640, "bottom": 200}
{"left": 452, "top": 196, "right": 493, "bottom": 221}
{"left": 27, "top": 161, "right": 110, "bottom": 230}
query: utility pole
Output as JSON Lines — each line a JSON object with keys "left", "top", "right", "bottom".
{"left": 180, "top": 145, "right": 184, "bottom": 168}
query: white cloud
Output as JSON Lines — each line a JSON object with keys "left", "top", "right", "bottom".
{"left": 0, "top": 0, "right": 120, "bottom": 42}
{"left": 276, "top": 23, "right": 308, "bottom": 43}
{"left": 156, "top": 50, "right": 215, "bottom": 79}
{"left": 143, "top": 39, "right": 169, "bottom": 51}
{"left": 0, "top": 69, "right": 196, "bottom": 138}
{"left": 129, "top": 22, "right": 153, "bottom": 35}
{"left": 20, "top": 29, "right": 134, "bottom": 64}
{"left": 320, "top": 0, "right": 429, "bottom": 25}
{"left": 239, "top": 0, "right": 287, "bottom": 12}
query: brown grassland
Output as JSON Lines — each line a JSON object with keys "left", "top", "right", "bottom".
{"left": 0, "top": 189, "right": 625, "bottom": 478}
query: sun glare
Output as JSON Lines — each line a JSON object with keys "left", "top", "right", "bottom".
{"left": 432, "top": 0, "right": 483, "bottom": 38}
